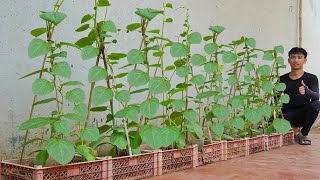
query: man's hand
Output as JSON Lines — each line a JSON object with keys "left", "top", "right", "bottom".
{"left": 299, "top": 80, "right": 306, "bottom": 95}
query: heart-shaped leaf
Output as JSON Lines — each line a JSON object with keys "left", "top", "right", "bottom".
{"left": 273, "top": 118, "right": 291, "bottom": 134}
{"left": 110, "top": 132, "right": 127, "bottom": 150}
{"left": 171, "top": 99, "right": 186, "bottom": 111}
{"left": 140, "top": 98, "right": 159, "bottom": 118}
{"left": 80, "top": 126, "right": 100, "bottom": 141}
{"left": 115, "top": 90, "right": 131, "bottom": 103}
{"left": 92, "top": 86, "right": 113, "bottom": 105}
{"left": 46, "top": 138, "right": 75, "bottom": 165}
{"left": 263, "top": 51, "right": 274, "bottom": 60}
{"left": 32, "top": 78, "right": 54, "bottom": 96}
{"left": 127, "top": 69, "right": 150, "bottom": 87}
{"left": 261, "top": 81, "right": 273, "bottom": 93}
{"left": 135, "top": 8, "right": 163, "bottom": 21}
{"left": 127, "top": 49, "right": 146, "bottom": 64}
{"left": 101, "top": 20, "right": 117, "bottom": 33}
{"left": 187, "top": 32, "right": 202, "bottom": 44}
{"left": 176, "top": 66, "right": 190, "bottom": 78}
{"left": 28, "top": 39, "right": 50, "bottom": 59}
{"left": 222, "top": 51, "right": 237, "bottom": 63}
{"left": 204, "top": 62, "right": 218, "bottom": 74}
{"left": 244, "top": 108, "right": 262, "bottom": 124}
{"left": 257, "top": 65, "right": 271, "bottom": 76}
{"left": 185, "top": 121, "right": 203, "bottom": 139}
{"left": 230, "top": 117, "right": 245, "bottom": 130}
{"left": 51, "top": 61, "right": 71, "bottom": 78}
{"left": 74, "top": 103, "right": 88, "bottom": 117}
{"left": 88, "top": 66, "right": 108, "bottom": 83}
{"left": 40, "top": 12, "right": 66, "bottom": 25}
{"left": 210, "top": 123, "right": 224, "bottom": 137}
{"left": 66, "top": 88, "right": 85, "bottom": 103}
{"left": 204, "top": 43, "right": 218, "bottom": 55}
{"left": 139, "top": 125, "right": 163, "bottom": 149}
{"left": 54, "top": 121, "right": 71, "bottom": 136}
{"left": 170, "top": 43, "right": 189, "bottom": 57}
{"left": 275, "top": 83, "right": 286, "bottom": 91}
{"left": 190, "top": 74, "right": 205, "bottom": 86}
{"left": 183, "top": 110, "right": 198, "bottom": 123}
{"left": 191, "top": 54, "right": 206, "bottom": 66}
{"left": 149, "top": 77, "right": 171, "bottom": 94}
{"left": 245, "top": 38, "right": 256, "bottom": 48}
{"left": 212, "top": 104, "right": 230, "bottom": 120}
{"left": 209, "top": 25, "right": 225, "bottom": 34}
{"left": 161, "top": 126, "right": 180, "bottom": 147}
{"left": 82, "top": 46, "right": 99, "bottom": 60}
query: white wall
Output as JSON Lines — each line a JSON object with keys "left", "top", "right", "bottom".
{"left": 0, "top": 0, "right": 299, "bottom": 158}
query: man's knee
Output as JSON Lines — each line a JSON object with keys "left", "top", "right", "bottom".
{"left": 310, "top": 100, "right": 320, "bottom": 114}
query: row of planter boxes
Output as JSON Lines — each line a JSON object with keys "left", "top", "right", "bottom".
{"left": 0, "top": 132, "right": 294, "bottom": 180}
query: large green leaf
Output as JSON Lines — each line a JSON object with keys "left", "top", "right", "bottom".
{"left": 276, "top": 57, "right": 285, "bottom": 64}
{"left": 66, "top": 88, "right": 85, "bottom": 103}
{"left": 76, "top": 145, "right": 95, "bottom": 161}
{"left": 54, "top": 121, "right": 71, "bottom": 136}
{"left": 139, "top": 125, "right": 162, "bottom": 149}
{"left": 19, "top": 117, "right": 56, "bottom": 130}
{"left": 171, "top": 99, "right": 186, "bottom": 111}
{"left": 245, "top": 38, "right": 256, "bottom": 48}
{"left": 273, "top": 118, "right": 291, "bottom": 134}
{"left": 51, "top": 61, "right": 71, "bottom": 78}
{"left": 149, "top": 77, "right": 171, "bottom": 94}
{"left": 35, "top": 150, "right": 49, "bottom": 166}
{"left": 101, "top": 20, "right": 117, "bottom": 33}
{"left": 40, "top": 12, "right": 67, "bottom": 25}
{"left": 127, "top": 49, "right": 146, "bottom": 64}
{"left": 191, "top": 54, "right": 206, "bottom": 66}
{"left": 175, "top": 133, "right": 186, "bottom": 149}
{"left": 222, "top": 51, "right": 237, "bottom": 63}
{"left": 209, "top": 25, "right": 225, "bottom": 34}
{"left": 204, "top": 62, "right": 218, "bottom": 74}
{"left": 257, "top": 65, "right": 271, "bottom": 76}
{"left": 280, "top": 94, "right": 290, "bottom": 104}
{"left": 92, "top": 86, "right": 113, "bottom": 105}
{"left": 210, "top": 123, "right": 224, "bottom": 137}
{"left": 46, "top": 138, "right": 75, "bottom": 165}
{"left": 127, "top": 69, "right": 149, "bottom": 87}
{"left": 140, "top": 98, "right": 159, "bottom": 118}
{"left": 275, "top": 83, "right": 286, "bottom": 91}
{"left": 115, "top": 90, "right": 131, "bottom": 102}
{"left": 185, "top": 121, "right": 203, "bottom": 139}
{"left": 245, "top": 62, "right": 254, "bottom": 72}
{"left": 176, "top": 66, "right": 190, "bottom": 78}
{"left": 263, "top": 52, "right": 274, "bottom": 60}
{"left": 170, "top": 43, "right": 189, "bottom": 57}
{"left": 187, "top": 32, "right": 202, "bottom": 44}
{"left": 228, "top": 76, "right": 238, "bottom": 85}
{"left": 244, "top": 108, "right": 262, "bottom": 124}
{"left": 230, "top": 117, "right": 245, "bottom": 130}
{"left": 88, "top": 66, "right": 108, "bottom": 83}
{"left": 275, "top": 45, "right": 284, "bottom": 54}
{"left": 28, "top": 39, "right": 50, "bottom": 59}
{"left": 82, "top": 46, "right": 99, "bottom": 60}
{"left": 190, "top": 74, "right": 205, "bottom": 86}
{"left": 261, "top": 81, "right": 273, "bottom": 93}
{"left": 161, "top": 126, "right": 180, "bottom": 147}
{"left": 115, "top": 106, "right": 139, "bottom": 123}
{"left": 228, "top": 96, "right": 244, "bottom": 109}
{"left": 204, "top": 43, "right": 218, "bottom": 55}
{"left": 183, "top": 110, "right": 198, "bottom": 123}
{"left": 74, "top": 103, "right": 88, "bottom": 117}
{"left": 259, "top": 104, "right": 272, "bottom": 118}
{"left": 110, "top": 132, "right": 127, "bottom": 150}
{"left": 80, "top": 126, "right": 100, "bottom": 141}
{"left": 135, "top": 8, "right": 163, "bottom": 21}
{"left": 129, "top": 131, "right": 142, "bottom": 149}
{"left": 212, "top": 104, "right": 230, "bottom": 120}
{"left": 32, "top": 78, "right": 54, "bottom": 96}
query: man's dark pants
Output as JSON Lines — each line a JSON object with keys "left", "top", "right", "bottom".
{"left": 283, "top": 100, "right": 320, "bottom": 136}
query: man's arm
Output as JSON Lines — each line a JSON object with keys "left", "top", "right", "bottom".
{"left": 305, "top": 75, "right": 319, "bottom": 100}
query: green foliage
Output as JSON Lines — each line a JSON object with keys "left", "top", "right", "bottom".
{"left": 28, "top": 39, "right": 50, "bottom": 59}
{"left": 170, "top": 43, "right": 189, "bottom": 57}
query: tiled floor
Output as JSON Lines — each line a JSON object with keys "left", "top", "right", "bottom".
{"left": 150, "top": 129, "right": 320, "bottom": 180}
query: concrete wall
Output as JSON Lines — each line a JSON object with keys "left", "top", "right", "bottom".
{"left": 0, "top": 0, "right": 301, "bottom": 158}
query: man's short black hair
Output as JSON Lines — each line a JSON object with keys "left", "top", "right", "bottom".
{"left": 288, "top": 47, "right": 308, "bottom": 58}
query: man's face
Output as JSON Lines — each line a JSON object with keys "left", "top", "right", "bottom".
{"left": 288, "top": 53, "right": 306, "bottom": 70}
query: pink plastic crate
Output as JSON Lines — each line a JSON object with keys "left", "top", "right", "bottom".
{"left": 282, "top": 131, "right": 294, "bottom": 146}
{"left": 106, "top": 152, "right": 157, "bottom": 180}
{"left": 0, "top": 156, "right": 106, "bottom": 180}
{"left": 266, "top": 133, "right": 282, "bottom": 150}
{"left": 199, "top": 141, "right": 224, "bottom": 165}
{"left": 248, "top": 136, "right": 266, "bottom": 155}
{"left": 158, "top": 145, "right": 197, "bottom": 175}
{"left": 225, "top": 139, "right": 247, "bottom": 160}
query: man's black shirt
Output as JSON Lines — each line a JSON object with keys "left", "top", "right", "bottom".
{"left": 280, "top": 72, "right": 319, "bottom": 112}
